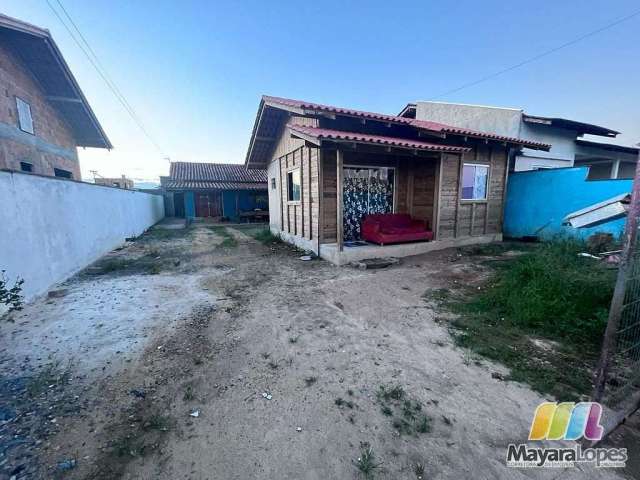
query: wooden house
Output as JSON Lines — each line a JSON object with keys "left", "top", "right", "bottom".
{"left": 245, "top": 96, "right": 550, "bottom": 264}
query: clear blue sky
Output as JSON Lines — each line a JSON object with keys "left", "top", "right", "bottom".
{"left": 4, "top": 0, "right": 639, "bottom": 183}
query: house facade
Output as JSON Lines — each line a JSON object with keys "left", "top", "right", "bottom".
{"left": 245, "top": 96, "right": 549, "bottom": 264}
{"left": 94, "top": 175, "right": 134, "bottom": 189}
{"left": 399, "top": 102, "right": 636, "bottom": 180}
{"left": 162, "top": 162, "right": 268, "bottom": 221}
{"left": 0, "top": 14, "right": 110, "bottom": 180}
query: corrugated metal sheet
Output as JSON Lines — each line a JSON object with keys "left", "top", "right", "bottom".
{"left": 288, "top": 124, "right": 471, "bottom": 153}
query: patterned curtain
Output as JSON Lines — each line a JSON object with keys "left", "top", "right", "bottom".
{"left": 343, "top": 168, "right": 394, "bottom": 241}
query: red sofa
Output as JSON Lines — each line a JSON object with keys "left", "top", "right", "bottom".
{"left": 361, "top": 214, "right": 434, "bottom": 245}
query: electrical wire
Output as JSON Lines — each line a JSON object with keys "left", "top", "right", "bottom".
{"left": 45, "top": 0, "right": 166, "bottom": 156}
{"left": 430, "top": 9, "right": 640, "bottom": 100}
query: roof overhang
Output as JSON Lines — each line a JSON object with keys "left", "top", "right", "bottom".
{"left": 575, "top": 139, "right": 639, "bottom": 155}
{"left": 523, "top": 114, "right": 618, "bottom": 138}
{"left": 245, "top": 95, "right": 550, "bottom": 167}
{"left": 288, "top": 124, "right": 471, "bottom": 154}
{"left": 398, "top": 103, "right": 416, "bottom": 118}
{"left": 0, "top": 14, "right": 111, "bottom": 149}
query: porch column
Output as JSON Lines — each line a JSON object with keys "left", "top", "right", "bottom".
{"left": 336, "top": 149, "right": 344, "bottom": 251}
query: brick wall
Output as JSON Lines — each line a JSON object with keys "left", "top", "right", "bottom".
{"left": 0, "top": 43, "right": 80, "bottom": 179}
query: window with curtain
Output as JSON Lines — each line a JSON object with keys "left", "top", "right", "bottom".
{"left": 461, "top": 164, "right": 489, "bottom": 200}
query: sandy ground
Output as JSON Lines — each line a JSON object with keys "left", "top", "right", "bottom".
{"left": 0, "top": 224, "right": 630, "bottom": 479}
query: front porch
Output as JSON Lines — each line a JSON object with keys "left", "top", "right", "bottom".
{"left": 319, "top": 233, "right": 502, "bottom": 266}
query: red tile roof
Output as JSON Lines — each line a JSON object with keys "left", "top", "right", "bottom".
{"left": 288, "top": 125, "right": 471, "bottom": 153}
{"left": 169, "top": 162, "right": 267, "bottom": 183}
{"left": 263, "top": 95, "right": 550, "bottom": 150}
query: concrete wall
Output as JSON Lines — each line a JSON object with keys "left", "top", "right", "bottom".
{"left": 503, "top": 167, "right": 632, "bottom": 240}
{"left": 0, "top": 170, "right": 165, "bottom": 301}
{"left": 414, "top": 102, "right": 521, "bottom": 138}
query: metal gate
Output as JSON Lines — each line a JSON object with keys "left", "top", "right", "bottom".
{"left": 593, "top": 148, "right": 640, "bottom": 436}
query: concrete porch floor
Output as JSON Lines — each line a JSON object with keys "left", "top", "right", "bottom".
{"left": 319, "top": 233, "right": 502, "bottom": 265}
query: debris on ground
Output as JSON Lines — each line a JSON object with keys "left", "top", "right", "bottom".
{"left": 351, "top": 257, "right": 400, "bottom": 269}
{"left": 56, "top": 458, "right": 77, "bottom": 471}
{"left": 189, "top": 409, "right": 200, "bottom": 418}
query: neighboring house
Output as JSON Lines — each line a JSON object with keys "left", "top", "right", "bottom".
{"left": 94, "top": 175, "right": 134, "bottom": 189}
{"left": 161, "top": 162, "right": 268, "bottom": 221}
{"left": 244, "top": 95, "right": 549, "bottom": 265}
{"left": 399, "top": 102, "right": 636, "bottom": 180}
{"left": 0, "top": 14, "right": 111, "bottom": 179}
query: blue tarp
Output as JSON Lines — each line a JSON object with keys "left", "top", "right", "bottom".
{"left": 503, "top": 167, "right": 632, "bottom": 240}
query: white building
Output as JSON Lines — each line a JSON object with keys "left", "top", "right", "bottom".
{"left": 399, "top": 102, "right": 637, "bottom": 179}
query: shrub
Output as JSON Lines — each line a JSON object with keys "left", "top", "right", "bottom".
{"left": 1, "top": 270, "right": 24, "bottom": 313}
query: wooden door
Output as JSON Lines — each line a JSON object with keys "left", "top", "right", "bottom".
{"left": 195, "top": 192, "right": 222, "bottom": 218}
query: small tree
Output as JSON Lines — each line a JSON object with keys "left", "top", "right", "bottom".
{"left": 0, "top": 270, "right": 24, "bottom": 313}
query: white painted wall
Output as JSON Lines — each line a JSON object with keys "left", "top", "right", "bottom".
{"left": 0, "top": 171, "right": 164, "bottom": 302}
{"left": 267, "top": 159, "right": 281, "bottom": 231}
{"left": 414, "top": 101, "right": 522, "bottom": 138}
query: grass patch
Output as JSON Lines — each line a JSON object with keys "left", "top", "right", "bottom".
{"left": 251, "top": 228, "right": 283, "bottom": 245}
{"left": 208, "top": 226, "right": 238, "bottom": 248}
{"left": 355, "top": 444, "right": 381, "bottom": 479}
{"left": 376, "top": 384, "right": 431, "bottom": 436}
{"left": 26, "top": 362, "right": 69, "bottom": 397}
{"left": 449, "top": 239, "right": 616, "bottom": 399}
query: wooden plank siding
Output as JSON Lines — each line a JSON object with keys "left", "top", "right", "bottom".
{"left": 269, "top": 115, "right": 320, "bottom": 244}
{"left": 437, "top": 144, "right": 507, "bottom": 239}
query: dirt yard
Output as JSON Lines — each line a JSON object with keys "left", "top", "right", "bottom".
{"left": 0, "top": 224, "right": 627, "bottom": 479}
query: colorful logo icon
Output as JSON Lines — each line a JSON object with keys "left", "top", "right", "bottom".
{"left": 529, "top": 402, "right": 604, "bottom": 441}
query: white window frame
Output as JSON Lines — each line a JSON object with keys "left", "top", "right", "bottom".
{"left": 16, "top": 97, "right": 34, "bottom": 135}
{"left": 461, "top": 163, "right": 490, "bottom": 202}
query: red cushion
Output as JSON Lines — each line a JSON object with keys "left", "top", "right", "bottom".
{"left": 362, "top": 214, "right": 433, "bottom": 245}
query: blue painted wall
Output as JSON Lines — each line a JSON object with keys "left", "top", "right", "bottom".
{"left": 185, "top": 191, "right": 195, "bottom": 220}
{"left": 220, "top": 190, "right": 268, "bottom": 221}
{"left": 504, "top": 167, "right": 632, "bottom": 240}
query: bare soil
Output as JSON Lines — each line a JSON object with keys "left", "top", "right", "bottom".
{"left": 0, "top": 224, "right": 628, "bottom": 479}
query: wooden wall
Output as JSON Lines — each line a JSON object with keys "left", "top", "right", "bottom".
{"left": 271, "top": 115, "right": 320, "bottom": 244}
{"left": 320, "top": 151, "right": 437, "bottom": 243}
{"left": 437, "top": 144, "right": 507, "bottom": 239}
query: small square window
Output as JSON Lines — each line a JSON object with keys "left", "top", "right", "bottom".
{"left": 20, "top": 161, "right": 33, "bottom": 172}
{"left": 461, "top": 163, "right": 489, "bottom": 200}
{"left": 287, "top": 169, "right": 301, "bottom": 202}
{"left": 54, "top": 168, "right": 73, "bottom": 179}
{"left": 16, "top": 97, "right": 34, "bottom": 134}
{"left": 271, "top": 178, "right": 276, "bottom": 190}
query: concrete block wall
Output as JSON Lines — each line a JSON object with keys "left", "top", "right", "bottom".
{"left": 0, "top": 170, "right": 165, "bottom": 302}
{"left": 0, "top": 43, "right": 81, "bottom": 178}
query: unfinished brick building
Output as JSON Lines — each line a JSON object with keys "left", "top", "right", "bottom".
{"left": 0, "top": 14, "right": 110, "bottom": 180}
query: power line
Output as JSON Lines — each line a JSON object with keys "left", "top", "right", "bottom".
{"left": 45, "top": 0, "right": 166, "bottom": 156}
{"left": 430, "top": 9, "right": 640, "bottom": 100}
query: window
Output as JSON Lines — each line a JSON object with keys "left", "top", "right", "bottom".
{"left": 16, "top": 97, "right": 34, "bottom": 134}
{"left": 271, "top": 178, "right": 276, "bottom": 190}
{"left": 287, "top": 169, "right": 301, "bottom": 202}
{"left": 54, "top": 168, "right": 73, "bottom": 179}
{"left": 461, "top": 163, "right": 489, "bottom": 200}
{"left": 20, "top": 161, "right": 33, "bottom": 173}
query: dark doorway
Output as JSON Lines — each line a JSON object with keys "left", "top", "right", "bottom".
{"left": 195, "top": 191, "right": 222, "bottom": 217}
{"left": 174, "top": 192, "right": 185, "bottom": 218}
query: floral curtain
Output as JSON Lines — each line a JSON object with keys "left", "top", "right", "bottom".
{"left": 343, "top": 168, "right": 394, "bottom": 241}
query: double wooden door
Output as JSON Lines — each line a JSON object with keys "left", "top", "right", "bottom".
{"left": 195, "top": 192, "right": 222, "bottom": 217}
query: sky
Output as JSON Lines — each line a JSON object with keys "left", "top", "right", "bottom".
{"left": 3, "top": 0, "right": 639, "bottom": 185}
